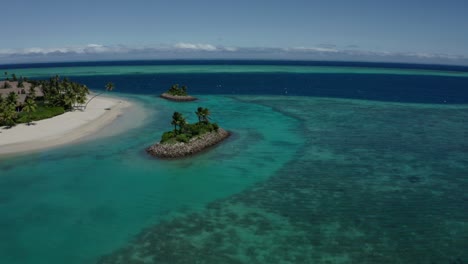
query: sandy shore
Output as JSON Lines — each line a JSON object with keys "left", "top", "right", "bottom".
{"left": 0, "top": 96, "right": 131, "bottom": 156}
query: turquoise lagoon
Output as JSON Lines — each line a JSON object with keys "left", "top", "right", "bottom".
{"left": 0, "top": 62, "right": 467, "bottom": 263}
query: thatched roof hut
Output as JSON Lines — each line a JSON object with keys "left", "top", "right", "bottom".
{"left": 0, "top": 81, "right": 44, "bottom": 105}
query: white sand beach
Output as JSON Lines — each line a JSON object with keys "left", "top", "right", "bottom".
{"left": 0, "top": 95, "right": 131, "bottom": 156}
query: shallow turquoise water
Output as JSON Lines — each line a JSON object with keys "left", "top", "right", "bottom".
{"left": 0, "top": 63, "right": 467, "bottom": 263}
{"left": 97, "top": 96, "right": 468, "bottom": 264}
{"left": 0, "top": 95, "right": 302, "bottom": 264}
{"left": 4, "top": 65, "right": 468, "bottom": 78}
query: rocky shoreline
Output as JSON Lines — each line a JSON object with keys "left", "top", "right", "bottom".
{"left": 160, "top": 93, "right": 197, "bottom": 102}
{"left": 146, "top": 128, "right": 230, "bottom": 158}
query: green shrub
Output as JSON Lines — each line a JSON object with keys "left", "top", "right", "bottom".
{"left": 176, "top": 134, "right": 189, "bottom": 143}
{"left": 159, "top": 109, "right": 221, "bottom": 144}
{"left": 161, "top": 131, "right": 176, "bottom": 143}
{"left": 17, "top": 106, "right": 65, "bottom": 123}
{"left": 166, "top": 84, "right": 188, "bottom": 96}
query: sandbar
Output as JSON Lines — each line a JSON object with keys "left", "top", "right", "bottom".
{"left": 0, "top": 95, "right": 131, "bottom": 156}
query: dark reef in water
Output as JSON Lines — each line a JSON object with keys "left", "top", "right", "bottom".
{"left": 98, "top": 97, "right": 468, "bottom": 264}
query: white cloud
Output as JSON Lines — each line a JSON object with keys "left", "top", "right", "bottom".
{"left": 287, "top": 46, "right": 339, "bottom": 53}
{"left": 0, "top": 44, "right": 128, "bottom": 56}
{"left": 0, "top": 43, "right": 467, "bottom": 65}
{"left": 174, "top": 42, "right": 218, "bottom": 51}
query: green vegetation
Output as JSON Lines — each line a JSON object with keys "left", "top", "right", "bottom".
{"left": 16, "top": 105, "right": 65, "bottom": 124}
{"left": 6, "top": 91, "right": 18, "bottom": 105}
{"left": 166, "top": 84, "right": 188, "bottom": 96}
{"left": 195, "top": 107, "right": 210, "bottom": 123}
{"left": 105, "top": 82, "right": 114, "bottom": 91}
{"left": 29, "top": 85, "right": 37, "bottom": 100}
{"left": 160, "top": 107, "right": 219, "bottom": 144}
{"left": 1, "top": 74, "right": 89, "bottom": 127}
{"left": 17, "top": 77, "right": 25, "bottom": 88}
{"left": 1, "top": 95, "right": 66, "bottom": 127}
{"left": 36, "top": 75, "right": 89, "bottom": 110}
{"left": 0, "top": 99, "right": 17, "bottom": 127}
{"left": 21, "top": 98, "right": 37, "bottom": 125}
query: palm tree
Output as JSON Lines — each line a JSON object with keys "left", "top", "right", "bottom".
{"left": 63, "top": 92, "right": 75, "bottom": 110}
{"left": 201, "top": 107, "right": 210, "bottom": 123}
{"left": 181, "top": 85, "right": 187, "bottom": 95}
{"left": 28, "top": 85, "right": 37, "bottom": 100}
{"left": 0, "top": 103, "right": 16, "bottom": 127}
{"left": 169, "top": 84, "right": 179, "bottom": 95}
{"left": 4, "top": 71, "right": 8, "bottom": 81}
{"left": 83, "top": 82, "right": 109, "bottom": 110}
{"left": 17, "top": 76, "right": 24, "bottom": 88}
{"left": 171, "top": 112, "right": 186, "bottom": 134}
{"left": 105, "top": 82, "right": 114, "bottom": 91}
{"left": 76, "top": 87, "right": 87, "bottom": 107}
{"left": 22, "top": 98, "right": 37, "bottom": 125}
{"left": 195, "top": 107, "right": 203, "bottom": 123}
{"left": 6, "top": 91, "right": 18, "bottom": 107}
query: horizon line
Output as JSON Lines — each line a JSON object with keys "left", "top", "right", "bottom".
{"left": 2, "top": 58, "right": 468, "bottom": 71}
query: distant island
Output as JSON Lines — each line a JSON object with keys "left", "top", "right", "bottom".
{"left": 160, "top": 84, "right": 197, "bottom": 102}
{"left": 146, "top": 107, "right": 230, "bottom": 158}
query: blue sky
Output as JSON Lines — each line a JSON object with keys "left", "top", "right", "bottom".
{"left": 1, "top": 0, "right": 468, "bottom": 65}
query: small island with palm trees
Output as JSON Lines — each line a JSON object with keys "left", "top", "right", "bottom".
{"left": 146, "top": 107, "right": 230, "bottom": 158}
{"left": 160, "top": 84, "right": 197, "bottom": 102}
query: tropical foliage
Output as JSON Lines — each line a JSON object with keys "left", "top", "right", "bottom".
{"left": 195, "top": 107, "right": 210, "bottom": 123}
{"left": 36, "top": 75, "right": 89, "bottom": 110}
{"left": 1, "top": 75, "right": 88, "bottom": 127}
{"left": 0, "top": 98, "right": 17, "bottom": 127}
{"left": 16, "top": 105, "right": 65, "bottom": 124}
{"left": 6, "top": 91, "right": 18, "bottom": 106}
{"left": 17, "top": 77, "right": 25, "bottom": 88}
{"left": 160, "top": 107, "right": 219, "bottom": 144}
{"left": 170, "top": 111, "right": 187, "bottom": 132}
{"left": 166, "top": 84, "right": 188, "bottom": 96}
{"left": 21, "top": 98, "right": 37, "bottom": 125}
{"left": 105, "top": 82, "right": 114, "bottom": 91}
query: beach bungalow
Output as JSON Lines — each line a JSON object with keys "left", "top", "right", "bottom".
{"left": 0, "top": 81, "right": 44, "bottom": 108}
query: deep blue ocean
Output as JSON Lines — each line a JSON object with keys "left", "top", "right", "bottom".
{"left": 3, "top": 60, "right": 468, "bottom": 103}
{"left": 0, "top": 61, "right": 467, "bottom": 264}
